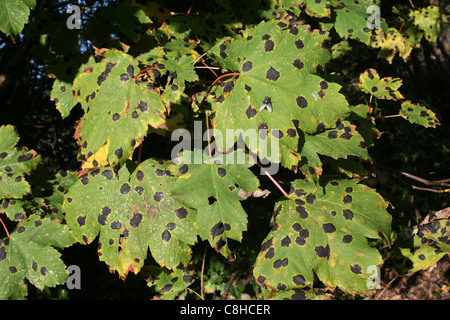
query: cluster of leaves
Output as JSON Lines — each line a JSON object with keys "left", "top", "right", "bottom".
{"left": 0, "top": 0, "right": 448, "bottom": 300}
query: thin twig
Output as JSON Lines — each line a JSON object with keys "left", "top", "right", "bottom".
{"left": 198, "top": 73, "right": 240, "bottom": 110}
{"left": 200, "top": 59, "right": 219, "bottom": 77}
{"left": 187, "top": 0, "right": 196, "bottom": 14}
{"left": 382, "top": 114, "right": 403, "bottom": 119}
{"left": 188, "top": 288, "right": 204, "bottom": 300}
{"left": 376, "top": 163, "right": 450, "bottom": 188}
{"left": 0, "top": 217, "right": 9, "bottom": 238}
{"left": 259, "top": 164, "right": 289, "bottom": 197}
{"left": 221, "top": 271, "right": 239, "bottom": 300}
{"left": 200, "top": 245, "right": 207, "bottom": 300}
{"left": 411, "top": 185, "right": 449, "bottom": 193}
{"left": 375, "top": 274, "right": 399, "bottom": 300}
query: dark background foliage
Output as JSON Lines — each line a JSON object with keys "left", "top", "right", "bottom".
{"left": 0, "top": 0, "right": 449, "bottom": 299}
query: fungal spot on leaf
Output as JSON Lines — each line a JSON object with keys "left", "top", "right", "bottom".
{"left": 215, "top": 238, "right": 226, "bottom": 251}
{"left": 272, "top": 129, "right": 283, "bottom": 139}
{"left": 293, "top": 59, "right": 304, "bottom": 70}
{"left": 17, "top": 154, "right": 33, "bottom": 162}
{"left": 342, "top": 235, "right": 353, "bottom": 244}
{"left": 242, "top": 61, "right": 253, "bottom": 72}
{"left": 210, "top": 221, "right": 230, "bottom": 238}
{"left": 350, "top": 264, "right": 362, "bottom": 274}
{"left": 265, "top": 247, "right": 275, "bottom": 259}
{"left": 286, "top": 128, "right": 297, "bottom": 138}
{"left": 120, "top": 73, "right": 130, "bottom": 82}
{"left": 130, "top": 212, "right": 142, "bottom": 228}
{"left": 110, "top": 220, "right": 122, "bottom": 230}
{"left": 293, "top": 274, "right": 306, "bottom": 285}
{"left": 296, "top": 206, "right": 308, "bottom": 219}
{"left": 77, "top": 215, "right": 86, "bottom": 227}
{"left": 273, "top": 258, "right": 289, "bottom": 269}
{"left": 175, "top": 207, "right": 188, "bottom": 219}
{"left": 135, "top": 186, "right": 144, "bottom": 195}
{"left": 261, "top": 238, "right": 273, "bottom": 251}
{"left": 120, "top": 183, "right": 131, "bottom": 194}
{"left": 319, "top": 81, "right": 329, "bottom": 90}
{"left": 322, "top": 223, "right": 336, "bottom": 233}
{"left": 9, "top": 266, "right": 17, "bottom": 273}
{"left": 258, "top": 122, "right": 269, "bottom": 140}
{"left": 167, "top": 222, "right": 176, "bottom": 231}
{"left": 315, "top": 244, "right": 330, "bottom": 258}
{"left": 327, "top": 131, "right": 338, "bottom": 139}
{"left": 136, "top": 170, "right": 144, "bottom": 182}
{"left": 281, "top": 236, "right": 291, "bottom": 247}
{"left": 101, "top": 170, "right": 114, "bottom": 180}
{"left": 264, "top": 40, "right": 275, "bottom": 52}
{"left": 277, "top": 283, "right": 287, "bottom": 290}
{"left": 245, "top": 105, "right": 257, "bottom": 119}
{"left": 343, "top": 209, "right": 354, "bottom": 220}
{"left": 266, "top": 67, "right": 280, "bottom": 81}
{"left": 161, "top": 230, "right": 171, "bottom": 242}
{"left": 296, "top": 96, "right": 307, "bottom": 108}
{"left": 153, "top": 192, "right": 164, "bottom": 202}
{"left": 137, "top": 101, "right": 148, "bottom": 112}
{"left": 112, "top": 113, "right": 120, "bottom": 122}
{"left": 294, "top": 39, "right": 304, "bottom": 49}
{"left": 114, "top": 147, "right": 123, "bottom": 159}
{"left": 40, "top": 266, "right": 48, "bottom": 276}
{"left": 343, "top": 195, "right": 352, "bottom": 203}
{"left": 217, "top": 167, "right": 227, "bottom": 178}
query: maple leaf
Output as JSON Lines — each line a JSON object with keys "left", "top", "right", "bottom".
{"left": 0, "top": 215, "right": 76, "bottom": 299}
{"left": 72, "top": 49, "right": 167, "bottom": 169}
{"left": 254, "top": 179, "right": 391, "bottom": 294}
{"left": 333, "top": 0, "right": 380, "bottom": 44}
{"left": 63, "top": 159, "right": 197, "bottom": 278}
{"left": 408, "top": 5, "right": 443, "bottom": 42}
{"left": 0, "top": 0, "right": 35, "bottom": 38}
{"left": 171, "top": 149, "right": 260, "bottom": 258}
{"left": 399, "top": 101, "right": 440, "bottom": 128}
{"left": 0, "top": 125, "right": 41, "bottom": 200}
{"left": 209, "top": 20, "right": 349, "bottom": 170}
{"left": 359, "top": 68, "right": 404, "bottom": 100}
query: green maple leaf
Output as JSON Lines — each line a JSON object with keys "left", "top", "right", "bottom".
{"left": 400, "top": 218, "right": 450, "bottom": 273}
{"left": 137, "top": 40, "right": 199, "bottom": 108}
{"left": 63, "top": 159, "right": 197, "bottom": 278}
{"left": 147, "top": 265, "right": 195, "bottom": 300}
{"left": 0, "top": 125, "right": 41, "bottom": 200}
{"left": 281, "top": 0, "right": 331, "bottom": 18}
{"left": 0, "top": 215, "right": 76, "bottom": 299}
{"left": 72, "top": 49, "right": 167, "bottom": 169}
{"left": 0, "top": 0, "right": 35, "bottom": 38}
{"left": 399, "top": 101, "right": 440, "bottom": 128}
{"left": 253, "top": 179, "right": 391, "bottom": 293}
{"left": 298, "top": 121, "right": 369, "bottom": 182}
{"left": 50, "top": 55, "right": 94, "bottom": 119}
{"left": 408, "top": 5, "right": 442, "bottom": 42}
{"left": 171, "top": 150, "right": 259, "bottom": 258}
{"left": 333, "top": 0, "right": 380, "bottom": 44}
{"left": 209, "top": 20, "right": 349, "bottom": 170}
{"left": 359, "top": 68, "right": 404, "bottom": 100}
